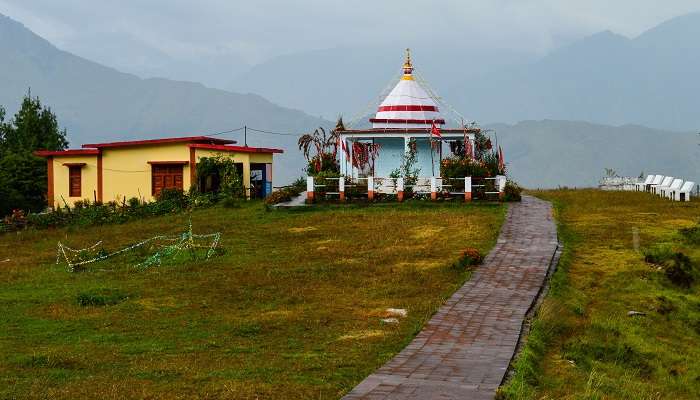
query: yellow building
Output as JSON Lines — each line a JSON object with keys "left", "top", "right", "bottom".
{"left": 35, "top": 136, "right": 282, "bottom": 208}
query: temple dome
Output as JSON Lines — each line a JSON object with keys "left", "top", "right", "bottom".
{"left": 370, "top": 49, "right": 445, "bottom": 129}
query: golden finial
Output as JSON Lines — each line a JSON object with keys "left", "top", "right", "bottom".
{"left": 403, "top": 48, "right": 413, "bottom": 75}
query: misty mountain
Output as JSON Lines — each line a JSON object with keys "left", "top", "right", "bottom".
{"left": 1, "top": 13, "right": 697, "bottom": 189}
{"left": 450, "top": 12, "right": 700, "bottom": 132}
{"left": 0, "top": 13, "right": 326, "bottom": 185}
{"left": 64, "top": 30, "right": 251, "bottom": 90}
{"left": 231, "top": 13, "right": 700, "bottom": 132}
{"left": 230, "top": 46, "right": 534, "bottom": 122}
{"left": 490, "top": 120, "right": 699, "bottom": 188}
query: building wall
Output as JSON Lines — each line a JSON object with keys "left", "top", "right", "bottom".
{"left": 373, "top": 137, "right": 404, "bottom": 177}
{"left": 47, "top": 145, "right": 277, "bottom": 208}
{"left": 51, "top": 155, "right": 98, "bottom": 207}
{"left": 101, "top": 143, "right": 193, "bottom": 203}
{"left": 415, "top": 138, "right": 439, "bottom": 177}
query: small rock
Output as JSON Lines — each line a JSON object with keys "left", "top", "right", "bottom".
{"left": 627, "top": 310, "right": 646, "bottom": 317}
{"left": 380, "top": 318, "right": 399, "bottom": 324}
{"left": 386, "top": 308, "right": 407, "bottom": 318}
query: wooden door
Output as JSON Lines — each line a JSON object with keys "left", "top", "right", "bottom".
{"left": 69, "top": 166, "right": 81, "bottom": 197}
{"left": 152, "top": 165, "right": 183, "bottom": 196}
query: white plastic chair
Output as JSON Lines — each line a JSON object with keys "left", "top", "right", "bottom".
{"left": 661, "top": 179, "right": 683, "bottom": 199}
{"left": 648, "top": 175, "right": 664, "bottom": 193}
{"left": 675, "top": 181, "right": 696, "bottom": 202}
{"left": 653, "top": 176, "right": 673, "bottom": 195}
{"left": 636, "top": 175, "right": 655, "bottom": 192}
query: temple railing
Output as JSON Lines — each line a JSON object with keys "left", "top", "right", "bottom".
{"left": 306, "top": 175, "right": 506, "bottom": 203}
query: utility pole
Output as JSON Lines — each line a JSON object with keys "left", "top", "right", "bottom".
{"left": 244, "top": 125, "right": 247, "bottom": 147}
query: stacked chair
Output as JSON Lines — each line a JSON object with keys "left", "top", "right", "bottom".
{"left": 638, "top": 174, "right": 696, "bottom": 202}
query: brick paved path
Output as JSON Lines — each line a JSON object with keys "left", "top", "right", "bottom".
{"left": 343, "top": 195, "right": 558, "bottom": 400}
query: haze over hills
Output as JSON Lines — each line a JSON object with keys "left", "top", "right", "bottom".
{"left": 230, "top": 46, "right": 534, "bottom": 122}
{"left": 491, "top": 120, "right": 699, "bottom": 188}
{"left": 0, "top": 12, "right": 697, "bottom": 188}
{"left": 231, "top": 13, "right": 700, "bottom": 132}
{"left": 0, "top": 13, "right": 325, "bottom": 185}
{"left": 450, "top": 12, "right": 700, "bottom": 132}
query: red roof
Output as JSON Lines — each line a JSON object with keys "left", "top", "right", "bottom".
{"left": 189, "top": 143, "right": 283, "bottom": 154}
{"left": 34, "top": 149, "right": 100, "bottom": 157}
{"left": 81, "top": 136, "right": 236, "bottom": 149}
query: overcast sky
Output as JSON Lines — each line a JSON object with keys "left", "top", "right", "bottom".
{"left": 2, "top": 0, "right": 698, "bottom": 85}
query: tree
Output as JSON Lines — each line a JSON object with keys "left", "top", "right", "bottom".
{"left": 297, "top": 126, "right": 340, "bottom": 175}
{"left": 0, "top": 92, "right": 69, "bottom": 216}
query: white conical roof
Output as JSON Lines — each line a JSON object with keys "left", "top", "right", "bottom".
{"left": 370, "top": 49, "right": 445, "bottom": 129}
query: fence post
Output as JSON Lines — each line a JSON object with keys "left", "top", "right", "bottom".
{"left": 339, "top": 176, "right": 345, "bottom": 202}
{"left": 464, "top": 176, "right": 472, "bottom": 202}
{"left": 306, "top": 176, "right": 314, "bottom": 203}
{"left": 430, "top": 177, "right": 437, "bottom": 201}
{"left": 367, "top": 176, "right": 374, "bottom": 201}
{"left": 497, "top": 175, "right": 506, "bottom": 201}
{"left": 397, "top": 177, "right": 404, "bottom": 202}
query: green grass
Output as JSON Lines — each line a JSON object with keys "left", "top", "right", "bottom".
{"left": 499, "top": 189, "right": 700, "bottom": 400}
{"left": 0, "top": 201, "right": 505, "bottom": 399}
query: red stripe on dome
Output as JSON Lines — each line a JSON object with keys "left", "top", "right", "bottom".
{"left": 369, "top": 118, "right": 445, "bottom": 125}
{"left": 377, "top": 105, "right": 439, "bottom": 112}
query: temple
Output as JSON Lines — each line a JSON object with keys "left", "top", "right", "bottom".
{"left": 338, "top": 49, "right": 480, "bottom": 178}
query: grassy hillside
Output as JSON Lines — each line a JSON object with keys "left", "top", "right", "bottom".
{"left": 500, "top": 190, "right": 700, "bottom": 399}
{"left": 0, "top": 202, "right": 504, "bottom": 399}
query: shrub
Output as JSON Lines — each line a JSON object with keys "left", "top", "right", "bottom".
{"left": 643, "top": 245, "right": 674, "bottom": 265}
{"left": 454, "top": 248, "right": 484, "bottom": 269}
{"left": 644, "top": 245, "right": 696, "bottom": 288}
{"left": 265, "top": 189, "right": 295, "bottom": 205}
{"left": 679, "top": 224, "right": 700, "bottom": 245}
{"left": 156, "top": 188, "right": 188, "bottom": 205}
{"left": 504, "top": 180, "right": 522, "bottom": 202}
{"left": 665, "top": 252, "right": 695, "bottom": 288}
{"left": 76, "top": 288, "right": 128, "bottom": 307}
{"left": 306, "top": 152, "right": 340, "bottom": 175}
{"left": 127, "top": 197, "right": 140, "bottom": 208}
{"left": 440, "top": 156, "right": 490, "bottom": 180}
{"left": 264, "top": 177, "right": 307, "bottom": 205}
{"left": 196, "top": 156, "right": 246, "bottom": 199}
{"left": 2, "top": 209, "right": 28, "bottom": 231}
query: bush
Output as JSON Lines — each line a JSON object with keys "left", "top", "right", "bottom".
{"left": 679, "top": 224, "right": 700, "bottom": 245}
{"left": 643, "top": 245, "right": 696, "bottom": 288}
{"left": 306, "top": 152, "right": 340, "bottom": 175}
{"left": 440, "top": 156, "right": 490, "bottom": 180}
{"left": 454, "top": 248, "right": 484, "bottom": 269}
{"left": 156, "top": 188, "right": 188, "bottom": 206}
{"left": 13, "top": 188, "right": 214, "bottom": 232}
{"left": 2, "top": 209, "right": 28, "bottom": 231}
{"left": 504, "top": 180, "right": 522, "bottom": 202}
{"left": 76, "top": 288, "right": 128, "bottom": 307}
{"left": 643, "top": 245, "right": 674, "bottom": 265}
{"left": 127, "top": 197, "right": 140, "bottom": 208}
{"left": 264, "top": 177, "right": 307, "bottom": 205}
{"left": 665, "top": 252, "right": 695, "bottom": 288}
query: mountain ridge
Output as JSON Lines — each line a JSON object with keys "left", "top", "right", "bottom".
{"left": 1, "top": 13, "right": 697, "bottom": 188}
{"left": 0, "top": 13, "right": 328, "bottom": 184}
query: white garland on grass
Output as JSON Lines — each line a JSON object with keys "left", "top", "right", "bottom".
{"left": 56, "top": 219, "right": 221, "bottom": 272}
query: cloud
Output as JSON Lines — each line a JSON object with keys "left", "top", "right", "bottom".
{"left": 1, "top": 0, "right": 698, "bottom": 76}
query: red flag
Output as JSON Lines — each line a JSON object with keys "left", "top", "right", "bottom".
{"left": 498, "top": 145, "right": 505, "bottom": 172}
{"left": 430, "top": 120, "right": 442, "bottom": 139}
